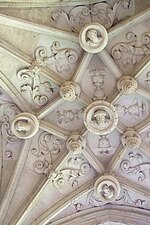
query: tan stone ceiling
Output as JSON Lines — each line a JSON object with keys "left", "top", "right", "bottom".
{"left": 0, "top": 1, "right": 149, "bottom": 225}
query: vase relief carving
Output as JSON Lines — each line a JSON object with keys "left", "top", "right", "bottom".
{"left": 90, "top": 68, "right": 106, "bottom": 100}
{"left": 116, "top": 98, "right": 146, "bottom": 118}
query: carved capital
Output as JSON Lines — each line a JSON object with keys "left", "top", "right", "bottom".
{"left": 117, "top": 76, "right": 138, "bottom": 94}
{"left": 59, "top": 81, "right": 81, "bottom": 101}
{"left": 94, "top": 175, "right": 121, "bottom": 202}
{"left": 121, "top": 129, "right": 141, "bottom": 149}
{"left": 66, "top": 133, "right": 86, "bottom": 154}
{"left": 79, "top": 23, "right": 108, "bottom": 53}
{"left": 84, "top": 100, "right": 118, "bottom": 135}
{"left": 11, "top": 113, "right": 39, "bottom": 139}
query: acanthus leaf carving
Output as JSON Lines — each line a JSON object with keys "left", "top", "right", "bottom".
{"left": 116, "top": 188, "right": 146, "bottom": 207}
{"left": 31, "top": 131, "right": 64, "bottom": 174}
{"left": 0, "top": 102, "right": 21, "bottom": 159}
{"left": 111, "top": 32, "right": 150, "bottom": 66}
{"left": 49, "top": 157, "right": 91, "bottom": 189}
{"left": 50, "top": 1, "right": 134, "bottom": 33}
{"left": 120, "top": 151, "right": 150, "bottom": 182}
{"left": 17, "top": 42, "right": 79, "bottom": 106}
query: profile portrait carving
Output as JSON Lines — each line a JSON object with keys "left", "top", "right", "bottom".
{"left": 79, "top": 23, "right": 108, "bottom": 53}
{"left": 11, "top": 113, "right": 39, "bottom": 139}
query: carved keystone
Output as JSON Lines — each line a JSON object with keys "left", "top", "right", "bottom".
{"left": 84, "top": 100, "right": 118, "bottom": 135}
{"left": 121, "top": 129, "right": 141, "bottom": 149}
{"left": 11, "top": 113, "right": 39, "bottom": 139}
{"left": 59, "top": 81, "right": 81, "bottom": 101}
{"left": 94, "top": 175, "right": 121, "bottom": 202}
{"left": 79, "top": 23, "right": 108, "bottom": 53}
{"left": 117, "top": 76, "right": 138, "bottom": 94}
{"left": 66, "top": 133, "right": 86, "bottom": 154}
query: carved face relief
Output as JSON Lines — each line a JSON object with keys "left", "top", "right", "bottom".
{"left": 79, "top": 23, "right": 108, "bottom": 53}
{"left": 84, "top": 100, "right": 118, "bottom": 135}
{"left": 86, "top": 29, "right": 102, "bottom": 46}
{"left": 11, "top": 113, "right": 39, "bottom": 139}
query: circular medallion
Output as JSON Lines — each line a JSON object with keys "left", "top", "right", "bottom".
{"left": 117, "top": 76, "right": 137, "bottom": 94}
{"left": 121, "top": 128, "right": 141, "bottom": 149}
{"left": 66, "top": 133, "right": 86, "bottom": 154}
{"left": 79, "top": 23, "right": 108, "bottom": 53}
{"left": 11, "top": 113, "right": 39, "bottom": 139}
{"left": 84, "top": 101, "right": 118, "bottom": 135}
{"left": 94, "top": 175, "right": 121, "bottom": 202}
{"left": 59, "top": 81, "right": 81, "bottom": 101}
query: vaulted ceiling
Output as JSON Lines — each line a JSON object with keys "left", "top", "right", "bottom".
{"left": 0, "top": 1, "right": 150, "bottom": 225}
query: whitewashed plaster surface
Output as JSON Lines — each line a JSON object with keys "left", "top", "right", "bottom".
{"left": 0, "top": 1, "right": 150, "bottom": 225}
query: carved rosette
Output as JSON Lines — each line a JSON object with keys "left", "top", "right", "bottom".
{"left": 121, "top": 129, "right": 141, "bottom": 149}
{"left": 84, "top": 101, "right": 118, "bottom": 135}
{"left": 11, "top": 113, "right": 39, "bottom": 139}
{"left": 59, "top": 81, "right": 81, "bottom": 101}
{"left": 94, "top": 175, "right": 121, "bottom": 202}
{"left": 66, "top": 133, "right": 86, "bottom": 154}
{"left": 117, "top": 76, "right": 138, "bottom": 94}
{"left": 79, "top": 23, "right": 108, "bottom": 53}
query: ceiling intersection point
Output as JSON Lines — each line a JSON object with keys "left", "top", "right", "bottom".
{"left": 117, "top": 76, "right": 138, "bottom": 95}
{"left": 66, "top": 133, "right": 86, "bottom": 154}
{"left": 84, "top": 100, "right": 118, "bottom": 135}
{"left": 121, "top": 128, "right": 142, "bottom": 149}
{"left": 79, "top": 23, "right": 108, "bottom": 53}
{"left": 94, "top": 175, "right": 121, "bottom": 202}
{"left": 59, "top": 81, "right": 81, "bottom": 101}
{"left": 11, "top": 112, "right": 39, "bottom": 139}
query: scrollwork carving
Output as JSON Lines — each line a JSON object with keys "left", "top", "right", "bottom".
{"left": 50, "top": 1, "right": 134, "bottom": 32}
{"left": 120, "top": 152, "right": 150, "bottom": 182}
{"left": 111, "top": 32, "right": 150, "bottom": 66}
{"left": 49, "top": 157, "right": 91, "bottom": 189}
{"left": 50, "top": 41, "right": 78, "bottom": 72}
{"left": 31, "top": 132, "right": 64, "bottom": 174}
{"left": 116, "top": 188, "right": 146, "bottom": 207}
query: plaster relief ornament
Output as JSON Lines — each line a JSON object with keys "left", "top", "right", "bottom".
{"left": 59, "top": 81, "right": 81, "bottom": 101}
{"left": 121, "top": 129, "right": 141, "bottom": 149}
{"left": 94, "top": 175, "right": 121, "bottom": 202}
{"left": 66, "top": 133, "right": 86, "bottom": 154}
{"left": 11, "top": 113, "right": 39, "bottom": 139}
{"left": 90, "top": 68, "right": 106, "bottom": 100}
{"left": 84, "top": 101, "right": 118, "bottom": 135}
{"left": 79, "top": 23, "right": 108, "bottom": 53}
{"left": 117, "top": 76, "right": 137, "bottom": 94}
{"left": 50, "top": 1, "right": 135, "bottom": 33}
{"left": 111, "top": 32, "right": 150, "bottom": 66}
